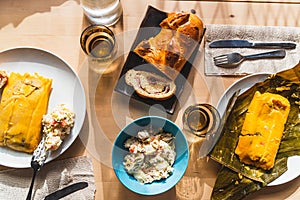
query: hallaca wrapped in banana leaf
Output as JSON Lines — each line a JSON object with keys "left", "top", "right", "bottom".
{"left": 235, "top": 91, "right": 290, "bottom": 170}
{"left": 0, "top": 72, "right": 52, "bottom": 153}
{"left": 210, "top": 62, "right": 300, "bottom": 200}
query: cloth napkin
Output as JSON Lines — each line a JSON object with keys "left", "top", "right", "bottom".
{"left": 0, "top": 156, "right": 95, "bottom": 200}
{"left": 205, "top": 24, "right": 300, "bottom": 76}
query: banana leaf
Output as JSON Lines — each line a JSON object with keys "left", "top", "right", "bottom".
{"left": 210, "top": 62, "right": 300, "bottom": 199}
{"left": 212, "top": 166, "right": 263, "bottom": 200}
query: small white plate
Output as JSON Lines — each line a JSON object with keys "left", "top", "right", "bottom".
{"left": 0, "top": 47, "right": 86, "bottom": 168}
{"left": 217, "top": 73, "right": 300, "bottom": 186}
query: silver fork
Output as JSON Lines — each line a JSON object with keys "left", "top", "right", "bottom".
{"left": 213, "top": 49, "right": 286, "bottom": 68}
{"left": 26, "top": 136, "right": 48, "bottom": 200}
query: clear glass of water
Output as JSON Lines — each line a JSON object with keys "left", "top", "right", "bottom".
{"left": 80, "top": 24, "right": 118, "bottom": 74}
{"left": 80, "top": 0, "right": 123, "bottom": 26}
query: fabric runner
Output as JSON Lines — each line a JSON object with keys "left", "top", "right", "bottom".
{"left": 0, "top": 156, "right": 95, "bottom": 200}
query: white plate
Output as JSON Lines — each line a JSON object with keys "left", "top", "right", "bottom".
{"left": 0, "top": 47, "right": 86, "bottom": 168}
{"left": 216, "top": 73, "right": 300, "bottom": 186}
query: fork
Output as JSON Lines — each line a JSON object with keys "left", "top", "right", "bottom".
{"left": 213, "top": 49, "right": 286, "bottom": 68}
{"left": 26, "top": 136, "right": 48, "bottom": 200}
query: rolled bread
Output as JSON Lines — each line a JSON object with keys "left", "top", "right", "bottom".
{"left": 125, "top": 69, "right": 176, "bottom": 100}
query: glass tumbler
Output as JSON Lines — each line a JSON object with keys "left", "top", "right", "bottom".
{"left": 80, "top": 24, "right": 118, "bottom": 74}
{"left": 182, "top": 104, "right": 220, "bottom": 137}
{"left": 80, "top": 0, "right": 122, "bottom": 26}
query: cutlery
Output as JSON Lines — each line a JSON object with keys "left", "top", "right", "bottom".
{"left": 26, "top": 136, "right": 49, "bottom": 200}
{"left": 44, "top": 181, "right": 88, "bottom": 200}
{"left": 209, "top": 40, "right": 296, "bottom": 49}
{"left": 199, "top": 90, "right": 240, "bottom": 158}
{"left": 213, "top": 49, "right": 286, "bottom": 68}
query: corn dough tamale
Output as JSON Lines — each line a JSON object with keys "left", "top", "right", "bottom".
{"left": 0, "top": 72, "right": 52, "bottom": 153}
{"left": 235, "top": 91, "right": 290, "bottom": 170}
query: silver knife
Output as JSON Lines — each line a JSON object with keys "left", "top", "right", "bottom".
{"left": 209, "top": 40, "right": 296, "bottom": 49}
{"left": 44, "top": 182, "right": 89, "bottom": 200}
{"left": 199, "top": 90, "right": 240, "bottom": 158}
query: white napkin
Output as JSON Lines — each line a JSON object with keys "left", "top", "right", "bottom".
{"left": 0, "top": 156, "right": 95, "bottom": 200}
{"left": 205, "top": 24, "right": 300, "bottom": 76}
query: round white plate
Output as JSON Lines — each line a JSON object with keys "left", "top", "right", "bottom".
{"left": 0, "top": 47, "right": 86, "bottom": 168}
{"left": 216, "top": 73, "right": 300, "bottom": 186}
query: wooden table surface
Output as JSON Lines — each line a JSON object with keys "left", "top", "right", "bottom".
{"left": 0, "top": 0, "right": 299, "bottom": 199}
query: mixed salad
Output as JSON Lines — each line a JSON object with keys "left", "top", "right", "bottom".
{"left": 123, "top": 129, "right": 176, "bottom": 184}
{"left": 42, "top": 104, "right": 75, "bottom": 151}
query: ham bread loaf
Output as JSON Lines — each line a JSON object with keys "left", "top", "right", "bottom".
{"left": 125, "top": 69, "right": 176, "bottom": 100}
{"left": 134, "top": 11, "right": 204, "bottom": 80}
{"left": 0, "top": 70, "right": 8, "bottom": 88}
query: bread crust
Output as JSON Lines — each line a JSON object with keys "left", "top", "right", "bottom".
{"left": 134, "top": 12, "right": 204, "bottom": 80}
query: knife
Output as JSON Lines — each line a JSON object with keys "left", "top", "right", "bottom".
{"left": 209, "top": 40, "right": 296, "bottom": 49}
{"left": 44, "top": 182, "right": 88, "bottom": 200}
{"left": 199, "top": 90, "right": 240, "bottom": 158}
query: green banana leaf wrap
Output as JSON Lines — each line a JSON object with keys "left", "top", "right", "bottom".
{"left": 210, "top": 62, "right": 300, "bottom": 200}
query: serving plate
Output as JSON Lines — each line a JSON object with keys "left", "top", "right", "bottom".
{"left": 217, "top": 73, "right": 300, "bottom": 186}
{"left": 114, "top": 6, "right": 204, "bottom": 115}
{"left": 0, "top": 47, "right": 86, "bottom": 168}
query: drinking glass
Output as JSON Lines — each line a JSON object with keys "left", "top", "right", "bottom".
{"left": 80, "top": 0, "right": 122, "bottom": 26}
{"left": 80, "top": 24, "right": 118, "bottom": 74}
{"left": 182, "top": 104, "right": 220, "bottom": 137}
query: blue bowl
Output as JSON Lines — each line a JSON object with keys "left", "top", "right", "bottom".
{"left": 112, "top": 116, "right": 189, "bottom": 195}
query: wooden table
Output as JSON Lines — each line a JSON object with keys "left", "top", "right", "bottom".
{"left": 0, "top": 0, "right": 299, "bottom": 199}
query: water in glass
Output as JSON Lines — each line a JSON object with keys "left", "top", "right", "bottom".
{"left": 80, "top": 0, "right": 122, "bottom": 26}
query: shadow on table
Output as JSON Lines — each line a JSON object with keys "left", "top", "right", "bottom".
{"left": 0, "top": 0, "right": 77, "bottom": 29}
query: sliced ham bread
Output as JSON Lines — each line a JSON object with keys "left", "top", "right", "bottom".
{"left": 125, "top": 69, "right": 176, "bottom": 100}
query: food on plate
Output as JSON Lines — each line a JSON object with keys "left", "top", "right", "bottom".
{"left": 0, "top": 72, "right": 52, "bottom": 153}
{"left": 134, "top": 11, "right": 204, "bottom": 80}
{"left": 0, "top": 70, "right": 8, "bottom": 88}
{"left": 123, "top": 129, "right": 176, "bottom": 184}
{"left": 210, "top": 63, "right": 300, "bottom": 199}
{"left": 42, "top": 104, "right": 75, "bottom": 151}
{"left": 235, "top": 91, "right": 290, "bottom": 170}
{"left": 125, "top": 69, "right": 176, "bottom": 100}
